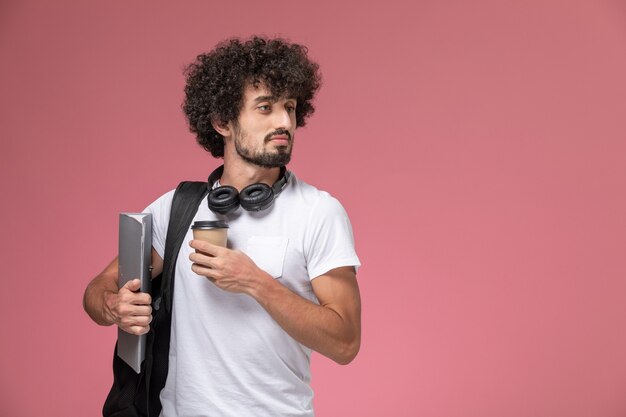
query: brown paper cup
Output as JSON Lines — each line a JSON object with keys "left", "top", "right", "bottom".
{"left": 191, "top": 220, "right": 228, "bottom": 250}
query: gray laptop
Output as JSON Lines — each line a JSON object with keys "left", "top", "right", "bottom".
{"left": 117, "top": 213, "right": 152, "bottom": 373}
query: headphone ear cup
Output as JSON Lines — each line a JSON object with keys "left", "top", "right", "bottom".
{"left": 207, "top": 185, "right": 240, "bottom": 214}
{"left": 239, "top": 183, "right": 275, "bottom": 211}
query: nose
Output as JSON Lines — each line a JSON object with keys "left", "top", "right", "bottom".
{"left": 274, "top": 107, "right": 294, "bottom": 130}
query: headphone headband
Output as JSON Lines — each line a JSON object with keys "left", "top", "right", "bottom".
{"left": 207, "top": 165, "right": 289, "bottom": 195}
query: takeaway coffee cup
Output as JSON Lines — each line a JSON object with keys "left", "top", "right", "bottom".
{"left": 191, "top": 220, "right": 229, "bottom": 250}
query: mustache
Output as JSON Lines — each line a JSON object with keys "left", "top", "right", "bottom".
{"left": 264, "top": 129, "right": 292, "bottom": 142}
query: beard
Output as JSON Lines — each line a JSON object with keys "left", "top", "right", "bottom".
{"left": 234, "top": 127, "right": 294, "bottom": 168}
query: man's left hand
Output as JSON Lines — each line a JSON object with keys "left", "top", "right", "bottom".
{"left": 188, "top": 239, "right": 269, "bottom": 294}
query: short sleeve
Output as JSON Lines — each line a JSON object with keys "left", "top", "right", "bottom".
{"left": 303, "top": 194, "right": 361, "bottom": 280}
{"left": 142, "top": 189, "right": 176, "bottom": 259}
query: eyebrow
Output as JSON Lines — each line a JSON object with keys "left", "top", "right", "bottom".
{"left": 253, "top": 95, "right": 277, "bottom": 103}
{"left": 252, "top": 95, "right": 296, "bottom": 104}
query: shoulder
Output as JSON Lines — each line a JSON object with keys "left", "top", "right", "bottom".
{"left": 286, "top": 172, "right": 351, "bottom": 234}
{"left": 143, "top": 189, "right": 176, "bottom": 215}
{"left": 141, "top": 188, "right": 177, "bottom": 258}
{"left": 286, "top": 172, "right": 347, "bottom": 214}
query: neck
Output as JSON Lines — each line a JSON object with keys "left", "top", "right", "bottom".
{"left": 218, "top": 159, "right": 281, "bottom": 191}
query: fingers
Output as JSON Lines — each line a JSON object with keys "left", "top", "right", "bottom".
{"left": 113, "top": 279, "right": 153, "bottom": 335}
{"left": 123, "top": 278, "right": 141, "bottom": 291}
{"left": 117, "top": 303, "right": 153, "bottom": 335}
{"left": 189, "top": 239, "right": 224, "bottom": 256}
{"left": 120, "top": 323, "right": 151, "bottom": 335}
{"left": 117, "top": 303, "right": 152, "bottom": 317}
{"left": 118, "top": 309, "right": 153, "bottom": 335}
{"left": 119, "top": 279, "right": 152, "bottom": 305}
{"left": 188, "top": 251, "right": 221, "bottom": 268}
{"left": 190, "top": 262, "right": 217, "bottom": 279}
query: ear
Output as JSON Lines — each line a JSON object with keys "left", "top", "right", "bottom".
{"left": 211, "top": 118, "right": 232, "bottom": 138}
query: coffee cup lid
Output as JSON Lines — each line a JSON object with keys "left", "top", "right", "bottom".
{"left": 191, "top": 220, "right": 229, "bottom": 229}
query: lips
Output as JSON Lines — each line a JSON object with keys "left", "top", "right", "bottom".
{"left": 269, "top": 136, "right": 290, "bottom": 143}
{"left": 265, "top": 129, "right": 292, "bottom": 143}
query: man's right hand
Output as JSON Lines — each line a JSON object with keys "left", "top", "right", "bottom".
{"left": 104, "top": 279, "right": 153, "bottom": 335}
{"left": 84, "top": 251, "right": 162, "bottom": 331}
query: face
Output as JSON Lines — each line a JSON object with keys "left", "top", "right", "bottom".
{"left": 231, "top": 83, "right": 297, "bottom": 168}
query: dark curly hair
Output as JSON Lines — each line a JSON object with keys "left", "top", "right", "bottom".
{"left": 182, "top": 36, "right": 322, "bottom": 158}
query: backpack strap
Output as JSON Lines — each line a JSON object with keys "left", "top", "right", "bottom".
{"left": 161, "top": 181, "right": 210, "bottom": 313}
{"left": 146, "top": 180, "right": 208, "bottom": 417}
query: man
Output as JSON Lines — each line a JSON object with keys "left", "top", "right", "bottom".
{"left": 84, "top": 36, "right": 361, "bottom": 416}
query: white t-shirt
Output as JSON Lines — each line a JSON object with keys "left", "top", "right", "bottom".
{"left": 144, "top": 172, "right": 360, "bottom": 417}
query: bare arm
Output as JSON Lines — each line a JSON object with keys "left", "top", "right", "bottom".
{"left": 83, "top": 249, "right": 163, "bottom": 335}
{"left": 253, "top": 266, "right": 361, "bottom": 365}
{"left": 189, "top": 240, "right": 361, "bottom": 365}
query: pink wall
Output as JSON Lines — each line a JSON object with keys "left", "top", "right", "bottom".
{"left": 2, "top": 0, "right": 626, "bottom": 415}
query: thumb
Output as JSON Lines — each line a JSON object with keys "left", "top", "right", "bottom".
{"left": 123, "top": 278, "right": 141, "bottom": 292}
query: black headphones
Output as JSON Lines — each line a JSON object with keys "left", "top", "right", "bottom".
{"left": 206, "top": 165, "right": 291, "bottom": 214}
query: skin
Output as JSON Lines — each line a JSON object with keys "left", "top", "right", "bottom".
{"left": 83, "top": 83, "right": 361, "bottom": 365}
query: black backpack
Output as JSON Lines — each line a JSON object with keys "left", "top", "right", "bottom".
{"left": 103, "top": 181, "right": 209, "bottom": 417}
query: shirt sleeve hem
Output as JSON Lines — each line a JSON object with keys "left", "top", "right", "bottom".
{"left": 308, "top": 257, "right": 361, "bottom": 281}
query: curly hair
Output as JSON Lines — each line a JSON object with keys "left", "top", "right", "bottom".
{"left": 182, "top": 36, "right": 322, "bottom": 157}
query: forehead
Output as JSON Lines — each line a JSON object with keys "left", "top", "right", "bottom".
{"left": 242, "top": 83, "right": 270, "bottom": 101}
{"left": 241, "top": 82, "right": 294, "bottom": 104}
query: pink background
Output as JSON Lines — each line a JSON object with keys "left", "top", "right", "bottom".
{"left": 1, "top": 0, "right": 626, "bottom": 416}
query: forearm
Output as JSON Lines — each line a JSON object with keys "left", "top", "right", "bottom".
{"left": 187, "top": 241, "right": 361, "bottom": 364}
{"left": 83, "top": 271, "right": 118, "bottom": 326}
{"left": 250, "top": 275, "right": 360, "bottom": 365}
{"left": 84, "top": 251, "right": 160, "bottom": 329}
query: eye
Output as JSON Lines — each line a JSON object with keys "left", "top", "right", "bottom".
{"left": 257, "top": 104, "right": 271, "bottom": 113}
{"left": 286, "top": 104, "right": 296, "bottom": 113}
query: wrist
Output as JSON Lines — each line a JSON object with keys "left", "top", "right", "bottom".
{"left": 247, "top": 270, "right": 279, "bottom": 302}
{"left": 101, "top": 290, "right": 119, "bottom": 326}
